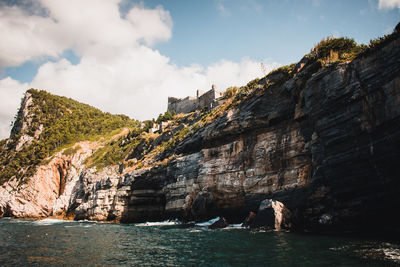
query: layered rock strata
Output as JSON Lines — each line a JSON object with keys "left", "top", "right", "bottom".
{"left": 1, "top": 31, "right": 399, "bottom": 234}
{"left": 67, "top": 33, "right": 400, "bottom": 233}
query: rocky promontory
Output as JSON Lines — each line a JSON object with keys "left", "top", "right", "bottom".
{"left": 1, "top": 25, "right": 399, "bottom": 235}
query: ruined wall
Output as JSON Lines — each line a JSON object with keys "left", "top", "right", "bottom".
{"left": 68, "top": 35, "right": 400, "bottom": 233}
{"left": 2, "top": 29, "right": 400, "bottom": 236}
{"left": 198, "top": 89, "right": 222, "bottom": 110}
{"left": 168, "top": 96, "right": 197, "bottom": 114}
{"left": 168, "top": 88, "right": 222, "bottom": 114}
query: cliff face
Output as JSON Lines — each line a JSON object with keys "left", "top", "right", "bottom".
{"left": 67, "top": 32, "right": 400, "bottom": 233}
{"left": 0, "top": 142, "right": 97, "bottom": 218}
{"left": 1, "top": 30, "right": 399, "bottom": 233}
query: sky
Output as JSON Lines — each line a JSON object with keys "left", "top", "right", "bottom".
{"left": 0, "top": 0, "right": 399, "bottom": 139}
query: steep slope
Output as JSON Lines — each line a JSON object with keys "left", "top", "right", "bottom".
{"left": 1, "top": 25, "right": 399, "bottom": 235}
{"left": 68, "top": 26, "right": 400, "bottom": 233}
{"left": 0, "top": 89, "right": 136, "bottom": 217}
{"left": 0, "top": 89, "right": 134, "bottom": 183}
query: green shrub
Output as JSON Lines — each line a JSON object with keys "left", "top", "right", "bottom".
{"left": 232, "top": 78, "right": 262, "bottom": 102}
{"left": 309, "top": 37, "right": 363, "bottom": 63}
{"left": 268, "top": 63, "right": 296, "bottom": 76}
{"left": 0, "top": 89, "right": 136, "bottom": 183}
{"left": 156, "top": 110, "right": 173, "bottom": 124}
{"left": 223, "top": 86, "right": 239, "bottom": 99}
{"left": 142, "top": 120, "right": 154, "bottom": 132}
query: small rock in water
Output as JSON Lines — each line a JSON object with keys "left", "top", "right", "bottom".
{"left": 318, "top": 214, "right": 333, "bottom": 225}
{"left": 242, "top": 211, "right": 256, "bottom": 228}
{"left": 251, "top": 199, "right": 291, "bottom": 231}
{"left": 209, "top": 217, "right": 229, "bottom": 229}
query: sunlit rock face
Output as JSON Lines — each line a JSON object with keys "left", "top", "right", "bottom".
{"left": 1, "top": 31, "right": 399, "bottom": 234}
{"left": 67, "top": 33, "right": 400, "bottom": 234}
{"left": 0, "top": 141, "right": 95, "bottom": 218}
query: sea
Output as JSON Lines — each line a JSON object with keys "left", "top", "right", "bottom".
{"left": 0, "top": 217, "right": 399, "bottom": 266}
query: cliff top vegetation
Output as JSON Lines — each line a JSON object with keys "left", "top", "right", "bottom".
{"left": 0, "top": 89, "right": 137, "bottom": 183}
{"left": 2, "top": 23, "right": 399, "bottom": 182}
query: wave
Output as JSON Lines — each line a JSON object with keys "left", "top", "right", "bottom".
{"left": 135, "top": 220, "right": 181, "bottom": 227}
{"left": 64, "top": 224, "right": 93, "bottom": 228}
{"left": 224, "top": 224, "right": 244, "bottom": 230}
{"left": 382, "top": 247, "right": 400, "bottom": 262}
{"left": 194, "top": 217, "right": 220, "bottom": 227}
{"left": 330, "top": 242, "right": 400, "bottom": 264}
{"left": 34, "top": 218, "right": 70, "bottom": 225}
{"left": 195, "top": 218, "right": 245, "bottom": 230}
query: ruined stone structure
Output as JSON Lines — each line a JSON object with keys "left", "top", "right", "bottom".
{"left": 2, "top": 25, "right": 400, "bottom": 236}
{"left": 168, "top": 85, "right": 222, "bottom": 114}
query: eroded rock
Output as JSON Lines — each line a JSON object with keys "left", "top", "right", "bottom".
{"left": 209, "top": 217, "right": 229, "bottom": 229}
{"left": 251, "top": 199, "right": 292, "bottom": 231}
{"left": 1, "top": 27, "right": 400, "bottom": 235}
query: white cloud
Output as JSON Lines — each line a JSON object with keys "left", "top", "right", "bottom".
{"left": 378, "top": 0, "right": 400, "bottom": 9}
{"left": 125, "top": 5, "right": 173, "bottom": 46}
{"left": 0, "top": 6, "right": 61, "bottom": 68}
{"left": 0, "top": 55, "right": 278, "bottom": 139}
{"left": 0, "top": 1, "right": 279, "bottom": 139}
{"left": 204, "top": 58, "right": 279, "bottom": 89}
{"left": 0, "top": 0, "right": 172, "bottom": 68}
{"left": 0, "top": 78, "right": 28, "bottom": 138}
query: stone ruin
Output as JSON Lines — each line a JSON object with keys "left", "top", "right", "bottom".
{"left": 167, "top": 85, "right": 223, "bottom": 114}
{"left": 140, "top": 121, "right": 172, "bottom": 134}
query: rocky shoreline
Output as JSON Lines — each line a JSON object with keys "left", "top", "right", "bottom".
{"left": 1, "top": 26, "right": 400, "bottom": 235}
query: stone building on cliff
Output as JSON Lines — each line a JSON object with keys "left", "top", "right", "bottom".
{"left": 168, "top": 85, "right": 222, "bottom": 114}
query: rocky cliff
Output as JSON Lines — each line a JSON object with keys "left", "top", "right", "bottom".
{"left": 1, "top": 26, "right": 399, "bottom": 234}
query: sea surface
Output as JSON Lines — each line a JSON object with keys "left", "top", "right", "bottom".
{"left": 0, "top": 217, "right": 399, "bottom": 266}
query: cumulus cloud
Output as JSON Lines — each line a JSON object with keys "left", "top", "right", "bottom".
{"left": 0, "top": 5, "right": 61, "bottom": 68}
{"left": 0, "top": 78, "right": 28, "bottom": 138}
{"left": 378, "top": 0, "right": 400, "bottom": 9}
{"left": 0, "top": 1, "right": 278, "bottom": 139}
{"left": 125, "top": 5, "right": 173, "bottom": 45}
{"left": 0, "top": 0, "right": 172, "bottom": 68}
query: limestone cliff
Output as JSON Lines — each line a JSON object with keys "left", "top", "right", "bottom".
{"left": 1, "top": 26, "right": 400, "bottom": 234}
{"left": 0, "top": 142, "right": 95, "bottom": 218}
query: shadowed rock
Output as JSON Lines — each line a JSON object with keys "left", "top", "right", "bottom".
{"left": 209, "top": 217, "right": 229, "bottom": 229}
{"left": 251, "top": 199, "right": 292, "bottom": 231}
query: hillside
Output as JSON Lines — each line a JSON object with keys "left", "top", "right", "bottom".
{"left": 0, "top": 89, "right": 136, "bottom": 184}
{"left": 1, "top": 24, "right": 399, "bottom": 235}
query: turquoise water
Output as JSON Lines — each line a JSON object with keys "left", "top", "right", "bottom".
{"left": 0, "top": 218, "right": 399, "bottom": 266}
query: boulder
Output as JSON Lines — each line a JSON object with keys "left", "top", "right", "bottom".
{"left": 191, "top": 192, "right": 215, "bottom": 218}
{"left": 251, "top": 199, "right": 292, "bottom": 231}
{"left": 242, "top": 211, "right": 256, "bottom": 228}
{"left": 209, "top": 217, "right": 229, "bottom": 229}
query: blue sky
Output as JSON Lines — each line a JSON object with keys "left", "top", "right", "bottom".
{"left": 3, "top": 0, "right": 399, "bottom": 83}
{"left": 0, "top": 0, "right": 399, "bottom": 138}
{"left": 149, "top": 0, "right": 399, "bottom": 66}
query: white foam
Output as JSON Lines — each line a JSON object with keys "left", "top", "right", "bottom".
{"left": 64, "top": 224, "right": 93, "bottom": 228}
{"left": 189, "top": 229, "right": 203, "bottom": 233}
{"left": 135, "top": 220, "right": 180, "bottom": 227}
{"left": 382, "top": 248, "right": 400, "bottom": 262}
{"left": 224, "top": 224, "right": 244, "bottom": 229}
{"left": 34, "top": 218, "right": 69, "bottom": 225}
{"left": 195, "top": 217, "right": 220, "bottom": 227}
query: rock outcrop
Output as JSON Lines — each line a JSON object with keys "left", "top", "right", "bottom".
{"left": 209, "top": 217, "right": 229, "bottom": 229}
{"left": 250, "top": 199, "right": 292, "bottom": 230}
{"left": 1, "top": 27, "right": 400, "bottom": 235}
{"left": 61, "top": 29, "right": 400, "bottom": 234}
{"left": 0, "top": 142, "right": 96, "bottom": 218}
